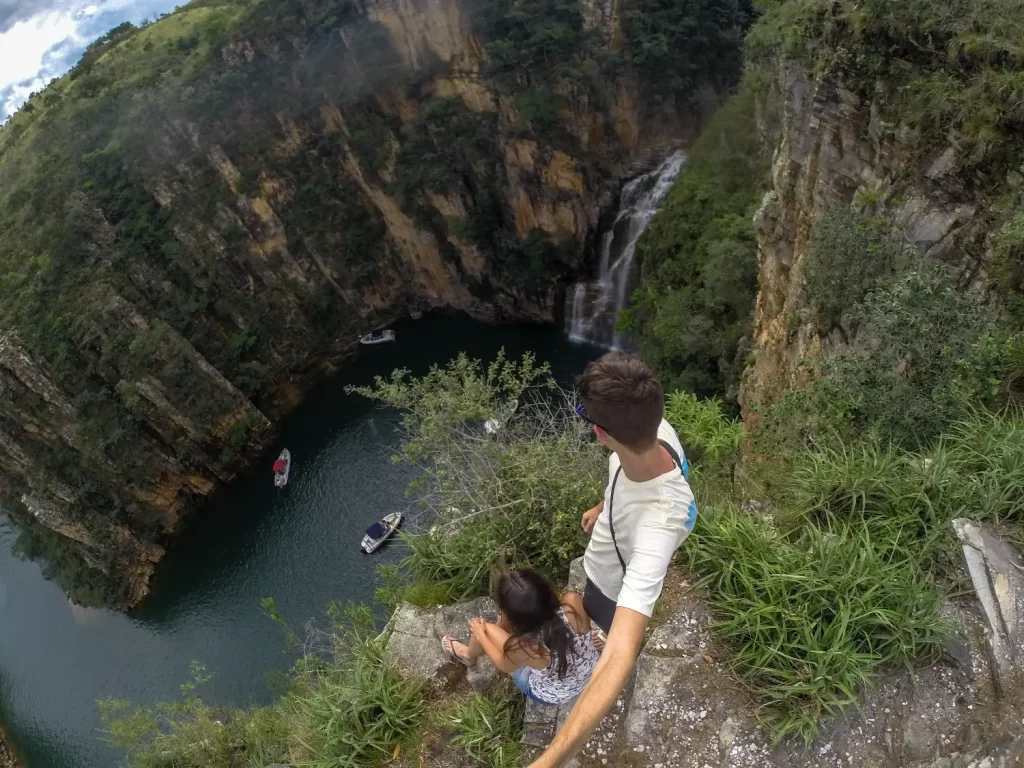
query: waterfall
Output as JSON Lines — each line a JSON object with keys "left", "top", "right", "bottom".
{"left": 566, "top": 150, "right": 687, "bottom": 349}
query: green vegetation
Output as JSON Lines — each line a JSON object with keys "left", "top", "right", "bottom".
{"left": 446, "top": 688, "right": 524, "bottom": 768}
{"left": 0, "top": 0, "right": 411, "bottom": 602}
{"left": 624, "top": 82, "right": 768, "bottom": 398}
{"left": 473, "top": 0, "right": 753, "bottom": 106}
{"left": 670, "top": 381, "right": 1023, "bottom": 742}
{"left": 803, "top": 208, "right": 908, "bottom": 333}
{"left": 622, "top": 0, "right": 752, "bottom": 95}
{"left": 762, "top": 266, "right": 1022, "bottom": 450}
{"left": 101, "top": 605, "right": 425, "bottom": 767}
{"left": 104, "top": 329, "right": 1024, "bottom": 761}
{"left": 748, "top": 0, "right": 1024, "bottom": 167}
{"left": 350, "top": 352, "right": 605, "bottom": 599}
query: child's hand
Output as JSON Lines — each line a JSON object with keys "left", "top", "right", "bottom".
{"left": 469, "top": 617, "right": 488, "bottom": 640}
{"left": 582, "top": 504, "right": 601, "bottom": 534}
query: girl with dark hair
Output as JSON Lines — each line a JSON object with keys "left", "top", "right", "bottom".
{"left": 441, "top": 569, "right": 600, "bottom": 705}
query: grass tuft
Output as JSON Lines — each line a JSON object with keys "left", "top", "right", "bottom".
{"left": 446, "top": 688, "right": 524, "bottom": 768}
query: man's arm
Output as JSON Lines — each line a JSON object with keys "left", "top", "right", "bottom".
{"left": 527, "top": 606, "right": 649, "bottom": 768}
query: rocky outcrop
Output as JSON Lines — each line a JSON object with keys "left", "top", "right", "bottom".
{"left": 952, "top": 520, "right": 1024, "bottom": 695}
{"left": 385, "top": 596, "right": 500, "bottom": 692}
{"left": 741, "top": 60, "right": 994, "bottom": 415}
{"left": 0, "top": 726, "right": 19, "bottom": 768}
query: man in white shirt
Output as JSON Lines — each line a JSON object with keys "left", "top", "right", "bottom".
{"left": 529, "top": 351, "right": 697, "bottom": 768}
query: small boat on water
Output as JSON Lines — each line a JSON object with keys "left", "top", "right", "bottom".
{"left": 359, "top": 330, "right": 396, "bottom": 345}
{"left": 273, "top": 448, "right": 291, "bottom": 487}
{"left": 361, "top": 511, "right": 402, "bottom": 554}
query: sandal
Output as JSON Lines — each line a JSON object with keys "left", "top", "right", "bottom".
{"left": 441, "top": 635, "right": 477, "bottom": 667}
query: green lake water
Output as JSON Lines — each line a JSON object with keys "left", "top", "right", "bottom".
{"left": 0, "top": 315, "right": 601, "bottom": 768}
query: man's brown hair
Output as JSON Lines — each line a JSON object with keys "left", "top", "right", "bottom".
{"left": 577, "top": 351, "right": 663, "bottom": 452}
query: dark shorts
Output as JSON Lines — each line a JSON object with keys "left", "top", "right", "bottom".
{"left": 583, "top": 578, "right": 617, "bottom": 634}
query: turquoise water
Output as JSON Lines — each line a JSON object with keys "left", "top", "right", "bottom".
{"left": 0, "top": 315, "right": 601, "bottom": 768}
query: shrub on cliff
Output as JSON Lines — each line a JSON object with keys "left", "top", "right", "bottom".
{"left": 760, "top": 266, "right": 1022, "bottom": 451}
{"left": 349, "top": 352, "right": 605, "bottom": 601}
{"left": 748, "top": 0, "right": 1024, "bottom": 168}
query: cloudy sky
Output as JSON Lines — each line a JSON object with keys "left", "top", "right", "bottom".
{"left": 0, "top": 0, "right": 181, "bottom": 122}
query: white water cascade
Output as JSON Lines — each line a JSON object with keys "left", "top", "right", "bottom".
{"left": 566, "top": 150, "right": 687, "bottom": 349}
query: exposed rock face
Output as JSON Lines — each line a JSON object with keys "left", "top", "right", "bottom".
{"left": 0, "top": 728, "right": 18, "bottom": 768}
{"left": 0, "top": 0, "right": 704, "bottom": 606}
{"left": 385, "top": 597, "right": 500, "bottom": 691}
{"left": 742, "top": 60, "right": 991, "bottom": 415}
{"left": 952, "top": 519, "right": 1024, "bottom": 695}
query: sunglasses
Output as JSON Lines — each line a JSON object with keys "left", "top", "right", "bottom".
{"left": 575, "top": 402, "right": 611, "bottom": 434}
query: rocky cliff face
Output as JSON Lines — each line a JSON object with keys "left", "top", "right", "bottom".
{"left": 0, "top": 0, "right": 707, "bottom": 605}
{"left": 742, "top": 59, "right": 1005, "bottom": 416}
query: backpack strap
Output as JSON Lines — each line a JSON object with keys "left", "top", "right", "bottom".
{"left": 608, "top": 441, "right": 684, "bottom": 575}
{"left": 608, "top": 467, "right": 626, "bottom": 574}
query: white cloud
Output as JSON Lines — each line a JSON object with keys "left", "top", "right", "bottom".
{"left": 2, "top": 76, "right": 49, "bottom": 118}
{"left": 0, "top": 0, "right": 176, "bottom": 121}
{"left": 0, "top": 11, "right": 84, "bottom": 93}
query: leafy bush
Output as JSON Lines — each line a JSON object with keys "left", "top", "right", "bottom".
{"left": 351, "top": 353, "right": 605, "bottom": 599}
{"left": 762, "top": 267, "right": 1022, "bottom": 449}
{"left": 803, "top": 208, "right": 908, "bottom": 333}
{"left": 622, "top": 0, "right": 753, "bottom": 95}
{"left": 473, "top": 0, "right": 586, "bottom": 79}
{"left": 446, "top": 688, "right": 524, "bottom": 768}
{"left": 101, "top": 662, "right": 289, "bottom": 768}
{"left": 513, "top": 90, "right": 567, "bottom": 135}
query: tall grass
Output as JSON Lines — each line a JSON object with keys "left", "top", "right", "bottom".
{"left": 281, "top": 614, "right": 426, "bottom": 767}
{"left": 684, "top": 403, "right": 1024, "bottom": 743}
{"left": 688, "top": 507, "right": 949, "bottom": 743}
{"left": 446, "top": 689, "right": 524, "bottom": 768}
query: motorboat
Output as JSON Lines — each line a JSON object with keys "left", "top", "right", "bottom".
{"left": 359, "top": 330, "right": 396, "bottom": 345}
{"left": 273, "top": 448, "right": 291, "bottom": 487}
{"left": 361, "top": 511, "right": 402, "bottom": 553}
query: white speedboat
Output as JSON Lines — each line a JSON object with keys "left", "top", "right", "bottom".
{"left": 273, "top": 448, "right": 291, "bottom": 487}
{"left": 361, "top": 512, "right": 402, "bottom": 554}
{"left": 359, "top": 330, "right": 396, "bottom": 345}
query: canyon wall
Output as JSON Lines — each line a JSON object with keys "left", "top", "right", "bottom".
{"left": 742, "top": 58, "right": 1011, "bottom": 416}
{"left": 0, "top": 0, "right": 718, "bottom": 605}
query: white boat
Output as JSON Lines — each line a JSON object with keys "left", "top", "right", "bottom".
{"left": 359, "top": 330, "right": 396, "bottom": 345}
{"left": 273, "top": 448, "right": 291, "bottom": 487}
{"left": 484, "top": 399, "right": 519, "bottom": 434}
{"left": 361, "top": 511, "right": 402, "bottom": 554}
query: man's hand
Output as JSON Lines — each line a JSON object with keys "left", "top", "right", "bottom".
{"left": 527, "top": 606, "right": 648, "bottom": 767}
{"left": 581, "top": 500, "right": 604, "bottom": 534}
